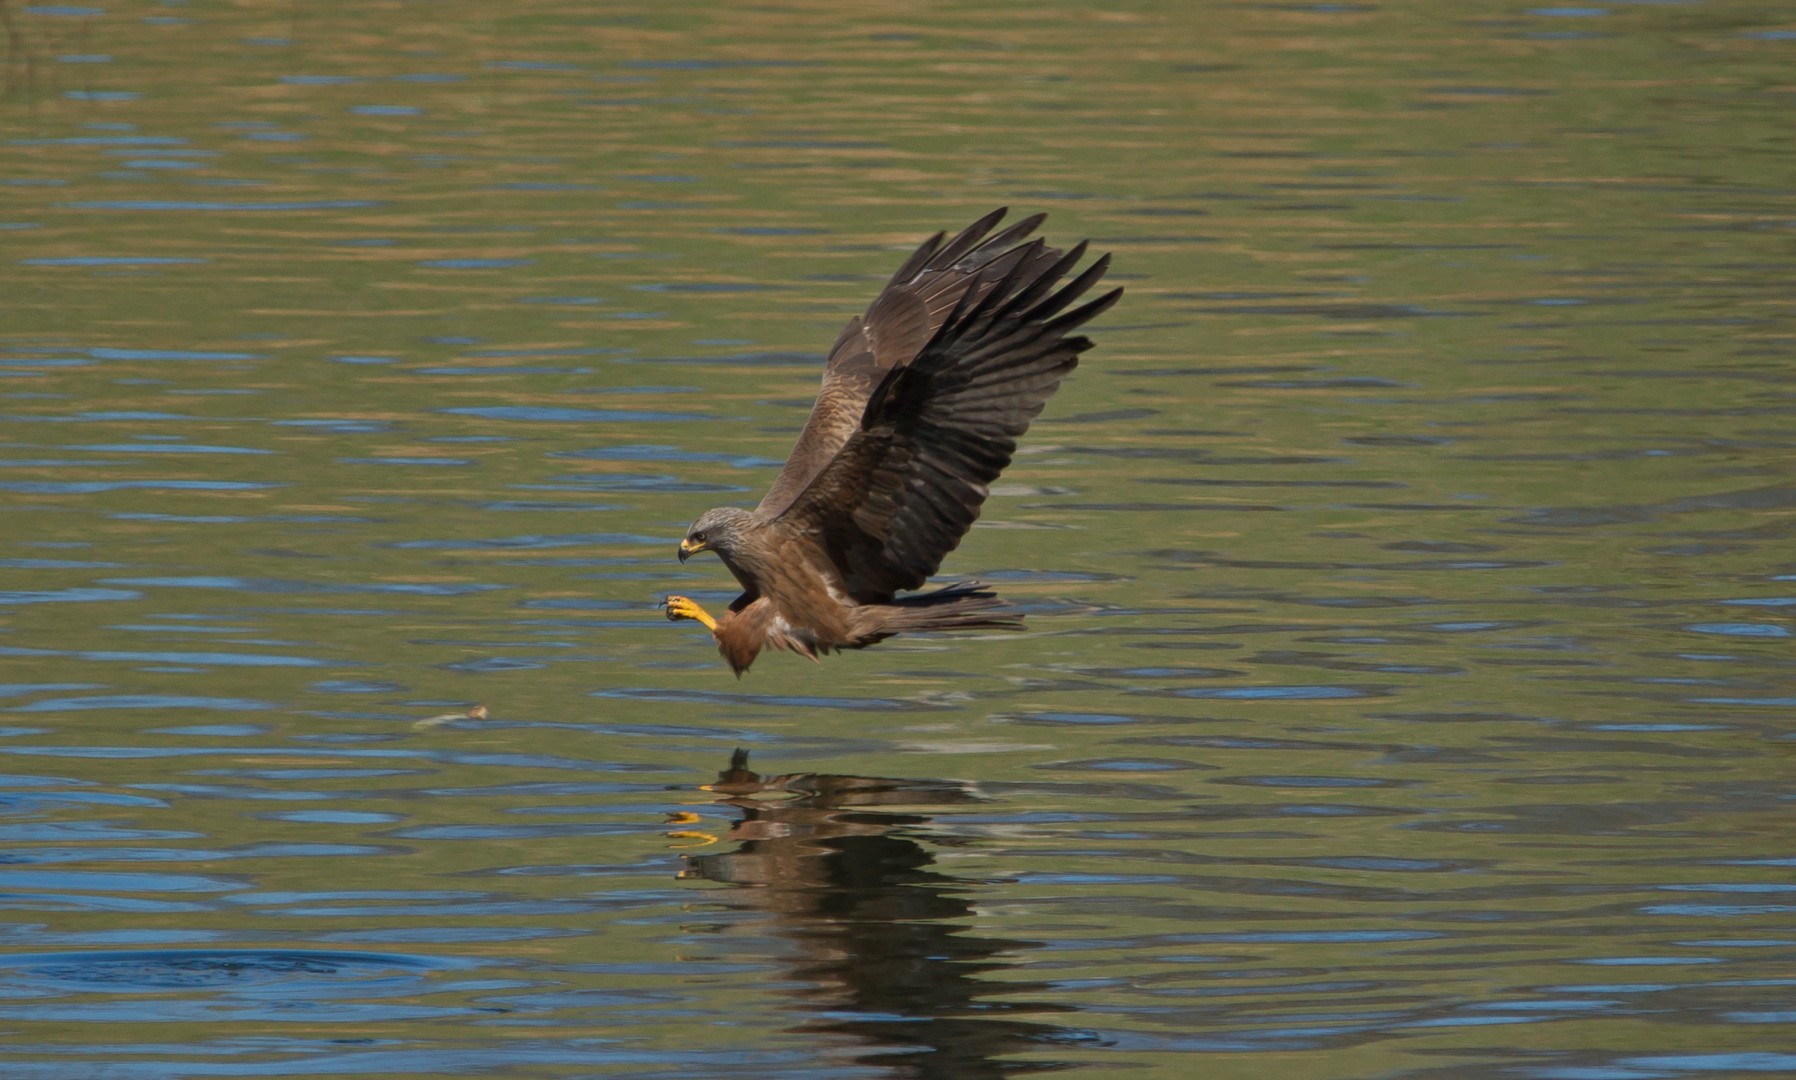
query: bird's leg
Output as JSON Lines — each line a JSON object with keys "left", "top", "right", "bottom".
{"left": 662, "top": 595, "right": 719, "bottom": 632}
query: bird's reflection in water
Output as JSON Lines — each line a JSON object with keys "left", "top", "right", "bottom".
{"left": 679, "top": 750, "right": 1091, "bottom": 1078}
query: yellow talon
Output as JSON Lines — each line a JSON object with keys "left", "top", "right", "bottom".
{"left": 666, "top": 830, "right": 718, "bottom": 848}
{"left": 666, "top": 811, "right": 702, "bottom": 825}
{"left": 662, "top": 594, "right": 719, "bottom": 632}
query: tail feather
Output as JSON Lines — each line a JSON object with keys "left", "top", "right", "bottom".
{"left": 870, "top": 581, "right": 1024, "bottom": 636}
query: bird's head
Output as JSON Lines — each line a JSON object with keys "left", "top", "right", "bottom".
{"left": 680, "top": 506, "right": 753, "bottom": 563}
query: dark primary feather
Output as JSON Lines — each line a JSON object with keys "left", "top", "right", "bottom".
{"left": 778, "top": 239, "right": 1122, "bottom": 600}
{"left": 754, "top": 208, "right": 1060, "bottom": 520}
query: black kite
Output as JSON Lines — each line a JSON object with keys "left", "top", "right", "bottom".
{"left": 663, "top": 209, "right": 1120, "bottom": 674}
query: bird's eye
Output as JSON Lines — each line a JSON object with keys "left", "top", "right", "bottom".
{"left": 693, "top": 531, "right": 707, "bottom": 543}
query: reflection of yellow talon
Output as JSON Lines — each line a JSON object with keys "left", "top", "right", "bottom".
{"left": 666, "top": 830, "right": 718, "bottom": 848}
{"left": 666, "top": 811, "right": 702, "bottom": 825}
{"left": 662, "top": 595, "right": 718, "bottom": 632}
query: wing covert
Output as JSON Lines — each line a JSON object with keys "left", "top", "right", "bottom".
{"left": 777, "top": 238, "right": 1122, "bottom": 600}
{"left": 753, "top": 208, "right": 1060, "bottom": 520}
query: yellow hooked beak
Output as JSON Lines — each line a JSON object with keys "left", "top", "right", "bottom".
{"left": 678, "top": 537, "right": 707, "bottom": 562}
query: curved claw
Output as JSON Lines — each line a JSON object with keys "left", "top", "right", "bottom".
{"left": 662, "top": 594, "right": 719, "bottom": 632}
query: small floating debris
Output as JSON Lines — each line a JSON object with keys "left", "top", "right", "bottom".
{"left": 412, "top": 703, "right": 488, "bottom": 729}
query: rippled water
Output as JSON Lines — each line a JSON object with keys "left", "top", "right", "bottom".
{"left": 2, "top": 2, "right": 1793, "bottom": 1077}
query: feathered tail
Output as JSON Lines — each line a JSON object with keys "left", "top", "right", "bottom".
{"left": 866, "top": 581, "right": 1024, "bottom": 637}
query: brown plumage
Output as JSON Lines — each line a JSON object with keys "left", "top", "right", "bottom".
{"left": 662, "top": 208, "right": 1121, "bottom": 675}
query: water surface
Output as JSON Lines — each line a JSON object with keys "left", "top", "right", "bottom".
{"left": 1, "top": 1, "right": 1793, "bottom": 1077}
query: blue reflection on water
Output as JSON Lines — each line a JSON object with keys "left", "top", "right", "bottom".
{"left": 441, "top": 406, "right": 709, "bottom": 422}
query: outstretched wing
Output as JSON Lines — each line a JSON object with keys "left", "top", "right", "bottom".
{"left": 777, "top": 240, "right": 1121, "bottom": 601}
{"left": 753, "top": 208, "right": 1060, "bottom": 521}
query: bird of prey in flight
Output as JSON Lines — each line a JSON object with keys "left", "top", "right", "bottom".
{"left": 662, "top": 208, "right": 1120, "bottom": 675}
